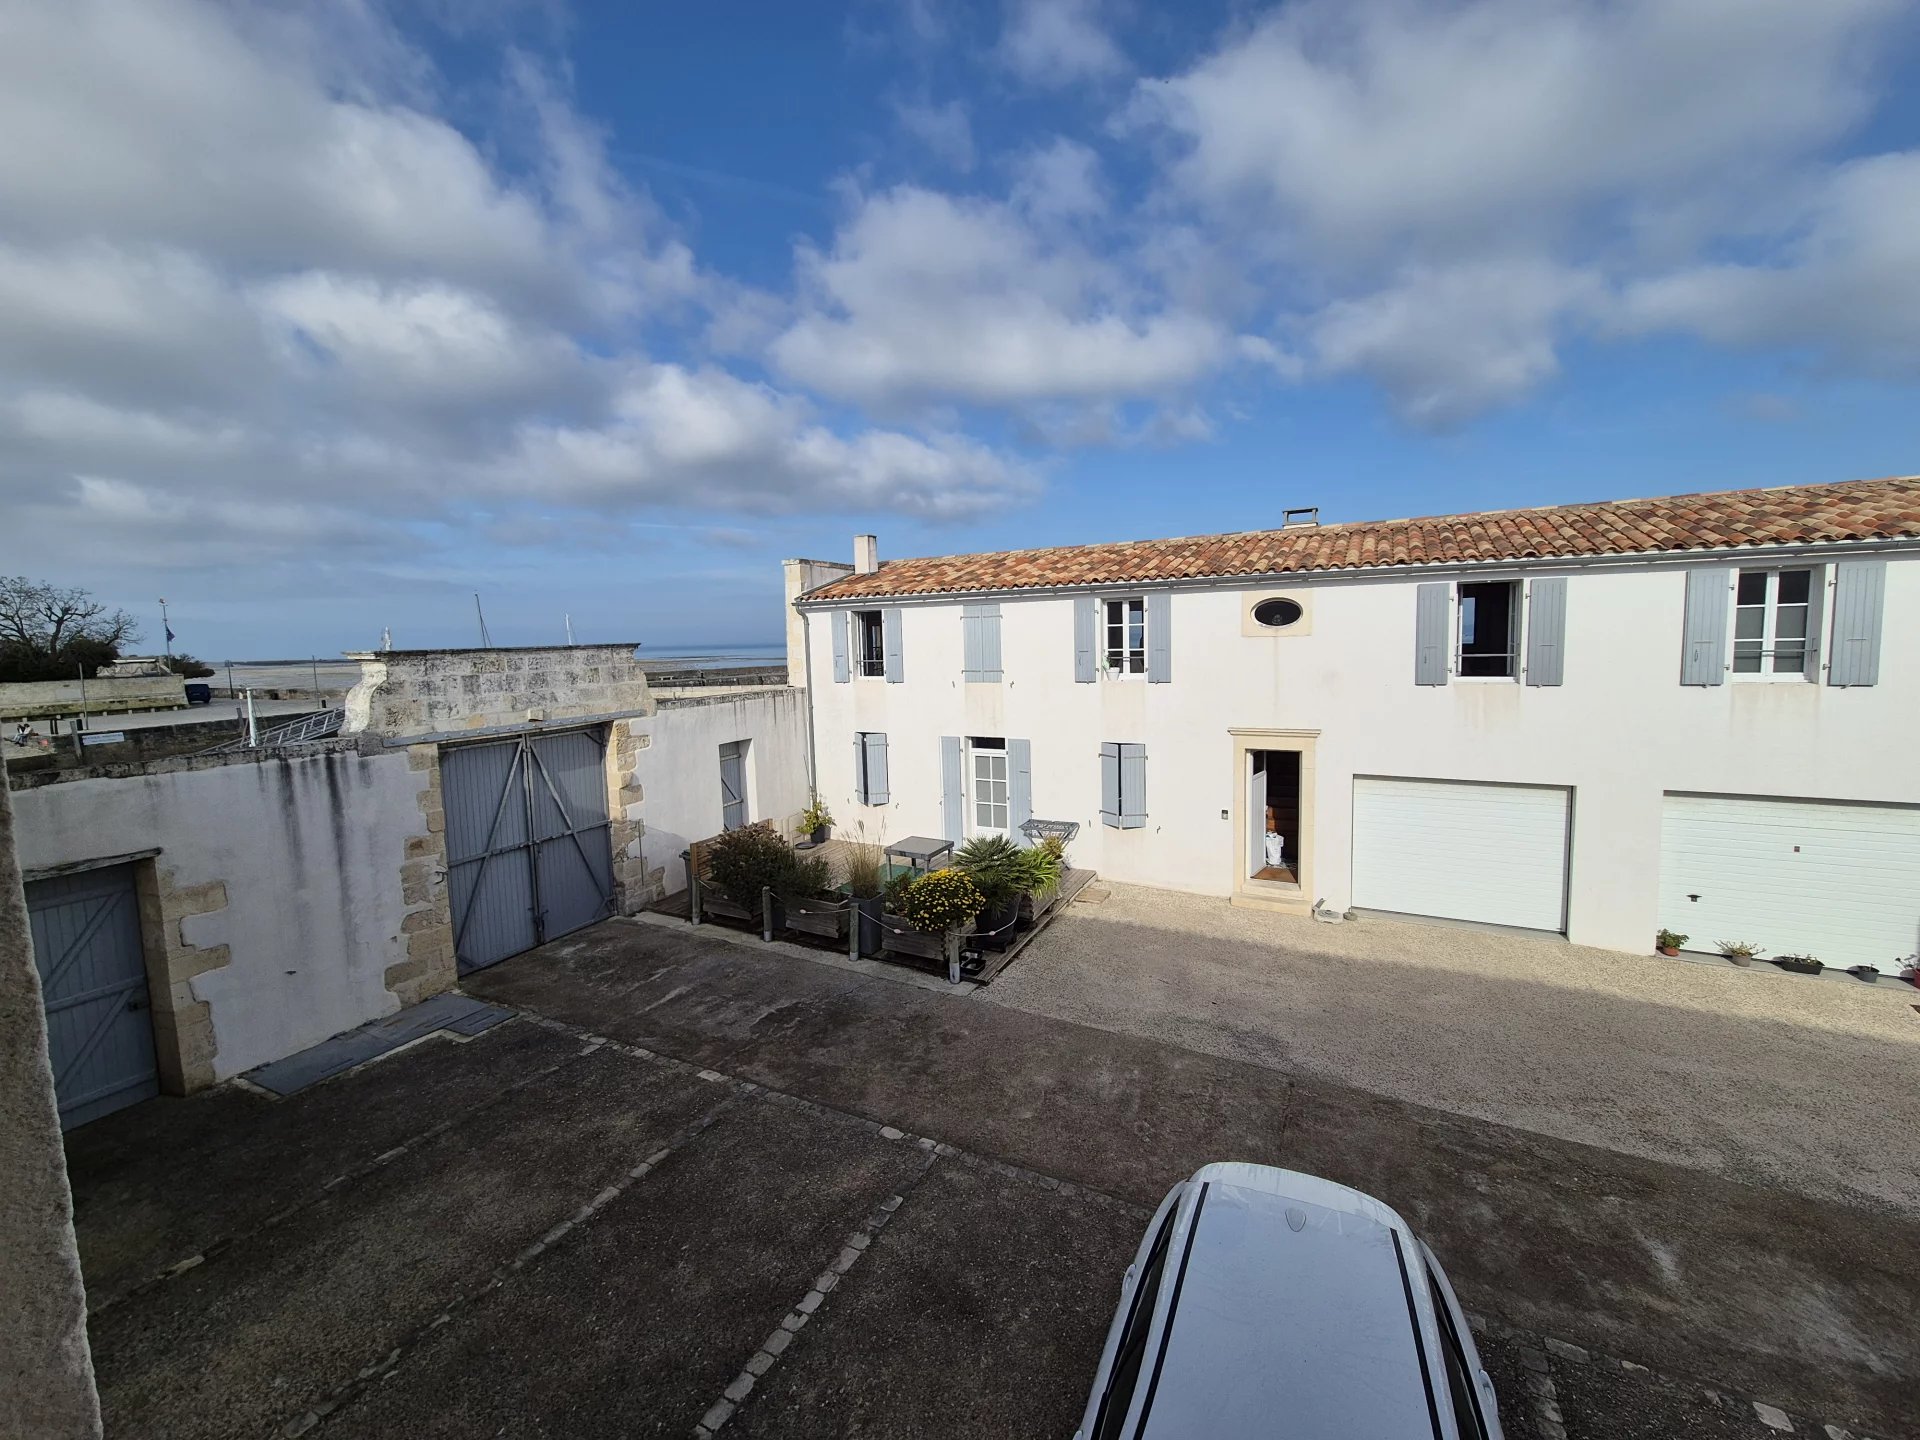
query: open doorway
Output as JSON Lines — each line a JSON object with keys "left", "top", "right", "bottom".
{"left": 1248, "top": 750, "right": 1302, "bottom": 884}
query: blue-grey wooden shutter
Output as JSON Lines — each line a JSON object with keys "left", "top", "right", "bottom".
{"left": 1524, "top": 577, "right": 1566, "bottom": 686}
{"left": 1680, "top": 568, "right": 1729, "bottom": 686}
{"left": 1828, "top": 559, "right": 1885, "bottom": 687}
{"left": 1414, "top": 583, "right": 1450, "bottom": 685}
{"left": 882, "top": 607, "right": 904, "bottom": 683}
{"left": 853, "top": 733, "right": 867, "bottom": 804}
{"left": 1119, "top": 743, "right": 1147, "bottom": 828}
{"left": 940, "top": 736, "right": 963, "bottom": 841}
{"left": 830, "top": 610, "right": 849, "bottom": 683}
{"left": 1074, "top": 595, "right": 1097, "bottom": 682}
{"left": 1008, "top": 738, "right": 1031, "bottom": 842}
{"left": 1146, "top": 592, "right": 1172, "bottom": 683}
{"left": 1099, "top": 742, "right": 1121, "bottom": 828}
{"left": 864, "top": 732, "right": 890, "bottom": 804}
{"left": 963, "top": 603, "right": 1002, "bottom": 681}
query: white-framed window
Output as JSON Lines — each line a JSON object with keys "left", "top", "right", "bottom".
{"left": 970, "top": 737, "right": 1009, "bottom": 836}
{"left": 1733, "top": 568, "right": 1812, "bottom": 678}
{"left": 1456, "top": 580, "right": 1520, "bottom": 679}
{"left": 853, "top": 610, "right": 885, "bottom": 677}
{"left": 1104, "top": 597, "right": 1146, "bottom": 675}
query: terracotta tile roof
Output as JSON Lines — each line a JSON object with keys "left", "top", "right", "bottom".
{"left": 806, "top": 476, "right": 1920, "bottom": 603}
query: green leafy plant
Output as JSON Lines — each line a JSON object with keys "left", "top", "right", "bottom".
{"left": 954, "top": 834, "right": 1030, "bottom": 906}
{"left": 840, "top": 841, "right": 885, "bottom": 899}
{"left": 883, "top": 867, "right": 918, "bottom": 913}
{"left": 799, "top": 798, "right": 834, "bottom": 833}
{"left": 1715, "top": 940, "right": 1763, "bottom": 959}
{"left": 1019, "top": 840, "right": 1065, "bottom": 897}
{"left": 782, "top": 851, "right": 834, "bottom": 902}
{"left": 898, "top": 868, "right": 984, "bottom": 934}
{"left": 1655, "top": 928, "right": 1688, "bottom": 952}
{"left": 704, "top": 821, "right": 797, "bottom": 913}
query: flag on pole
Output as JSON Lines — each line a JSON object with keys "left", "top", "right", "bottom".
{"left": 165, "top": 625, "right": 176, "bottom": 642}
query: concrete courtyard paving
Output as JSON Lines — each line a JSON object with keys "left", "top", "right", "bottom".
{"left": 988, "top": 883, "right": 1920, "bottom": 1214}
{"left": 67, "top": 918, "right": 1917, "bottom": 1439}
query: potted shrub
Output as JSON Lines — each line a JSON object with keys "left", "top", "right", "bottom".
{"left": 1846, "top": 963, "right": 1881, "bottom": 981}
{"left": 1655, "top": 928, "right": 1688, "bottom": 957}
{"left": 1017, "top": 836, "right": 1067, "bottom": 925}
{"left": 955, "top": 835, "right": 1030, "bottom": 951}
{"left": 781, "top": 851, "right": 847, "bottom": 942}
{"left": 841, "top": 842, "right": 887, "bottom": 957}
{"left": 702, "top": 821, "right": 796, "bottom": 925}
{"left": 888, "top": 868, "right": 983, "bottom": 962}
{"left": 1774, "top": 954, "right": 1824, "bottom": 975}
{"left": 799, "top": 798, "right": 834, "bottom": 846}
{"left": 1715, "top": 939, "right": 1762, "bottom": 968}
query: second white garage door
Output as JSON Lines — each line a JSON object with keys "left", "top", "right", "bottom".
{"left": 1659, "top": 794, "right": 1920, "bottom": 969}
{"left": 1352, "top": 777, "right": 1571, "bottom": 932}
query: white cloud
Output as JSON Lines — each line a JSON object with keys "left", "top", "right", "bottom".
{"left": 1310, "top": 260, "right": 1602, "bottom": 428}
{"left": 0, "top": 0, "right": 1044, "bottom": 590}
{"left": 1010, "top": 138, "right": 1107, "bottom": 226}
{"left": 895, "top": 98, "right": 976, "bottom": 172}
{"left": 1123, "top": 0, "right": 1913, "bottom": 424}
{"left": 771, "top": 186, "right": 1233, "bottom": 409}
{"left": 1617, "top": 150, "right": 1920, "bottom": 376}
{"left": 998, "top": 0, "right": 1128, "bottom": 88}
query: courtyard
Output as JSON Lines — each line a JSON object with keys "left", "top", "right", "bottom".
{"left": 69, "top": 914, "right": 1918, "bottom": 1438}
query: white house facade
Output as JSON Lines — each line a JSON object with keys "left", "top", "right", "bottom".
{"left": 785, "top": 477, "right": 1920, "bottom": 968}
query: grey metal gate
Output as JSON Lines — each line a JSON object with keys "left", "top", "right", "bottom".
{"left": 443, "top": 728, "right": 614, "bottom": 974}
{"left": 27, "top": 865, "right": 159, "bottom": 1129}
{"left": 719, "top": 740, "right": 748, "bottom": 830}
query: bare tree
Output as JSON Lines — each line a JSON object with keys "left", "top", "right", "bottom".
{"left": 0, "top": 577, "right": 140, "bottom": 681}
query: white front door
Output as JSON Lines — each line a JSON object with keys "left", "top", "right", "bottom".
{"left": 1659, "top": 794, "right": 1920, "bottom": 967}
{"left": 970, "top": 740, "right": 1009, "bottom": 838}
{"left": 1351, "top": 777, "right": 1571, "bottom": 932}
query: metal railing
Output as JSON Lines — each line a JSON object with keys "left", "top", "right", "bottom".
{"left": 199, "top": 707, "right": 344, "bottom": 754}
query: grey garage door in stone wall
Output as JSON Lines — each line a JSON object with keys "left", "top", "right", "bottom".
{"left": 27, "top": 864, "right": 160, "bottom": 1129}
{"left": 443, "top": 728, "right": 615, "bottom": 974}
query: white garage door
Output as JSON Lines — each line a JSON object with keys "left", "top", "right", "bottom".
{"left": 1659, "top": 795, "right": 1920, "bottom": 969}
{"left": 1352, "top": 777, "right": 1571, "bottom": 932}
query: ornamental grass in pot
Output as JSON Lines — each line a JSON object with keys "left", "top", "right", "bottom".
{"left": 841, "top": 842, "right": 887, "bottom": 956}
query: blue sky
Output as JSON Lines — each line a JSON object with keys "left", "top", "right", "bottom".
{"left": 1, "top": 0, "right": 1917, "bottom": 658}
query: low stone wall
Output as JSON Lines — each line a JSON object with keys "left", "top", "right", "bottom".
{"left": 0, "top": 675, "right": 186, "bottom": 720}
{"left": 342, "top": 644, "right": 653, "bottom": 739}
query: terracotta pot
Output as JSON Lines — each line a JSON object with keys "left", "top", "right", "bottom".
{"left": 1658, "top": 946, "right": 1680, "bottom": 957}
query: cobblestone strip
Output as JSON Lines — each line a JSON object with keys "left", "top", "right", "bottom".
{"left": 86, "top": 1023, "right": 593, "bottom": 1318}
{"left": 1471, "top": 1314, "right": 1884, "bottom": 1440}
{"left": 691, "top": 1145, "right": 941, "bottom": 1438}
{"left": 283, "top": 1082, "right": 745, "bottom": 1437}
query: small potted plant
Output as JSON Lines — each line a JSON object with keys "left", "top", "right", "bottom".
{"left": 1774, "top": 954, "right": 1824, "bottom": 975}
{"left": 1656, "top": 928, "right": 1688, "bottom": 957}
{"left": 799, "top": 798, "right": 834, "bottom": 846}
{"left": 1715, "top": 940, "right": 1762, "bottom": 968}
{"left": 1846, "top": 962, "right": 1881, "bottom": 982}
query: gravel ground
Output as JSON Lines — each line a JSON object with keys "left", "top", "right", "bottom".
{"left": 983, "top": 883, "right": 1920, "bottom": 1214}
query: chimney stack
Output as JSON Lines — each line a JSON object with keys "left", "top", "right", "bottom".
{"left": 854, "top": 534, "right": 879, "bottom": 575}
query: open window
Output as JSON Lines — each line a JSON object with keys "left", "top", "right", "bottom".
{"left": 1457, "top": 580, "right": 1519, "bottom": 678}
{"left": 1104, "top": 597, "right": 1146, "bottom": 675}
{"left": 853, "top": 610, "right": 885, "bottom": 677}
{"left": 1733, "top": 567, "right": 1813, "bottom": 677}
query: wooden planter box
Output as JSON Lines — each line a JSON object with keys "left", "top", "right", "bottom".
{"left": 785, "top": 897, "right": 850, "bottom": 942}
{"left": 698, "top": 888, "right": 759, "bottom": 924}
{"left": 883, "top": 915, "right": 947, "bottom": 961}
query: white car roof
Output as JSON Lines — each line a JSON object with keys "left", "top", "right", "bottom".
{"left": 1136, "top": 1163, "right": 1450, "bottom": 1440}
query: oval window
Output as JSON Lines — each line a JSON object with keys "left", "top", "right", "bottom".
{"left": 1252, "top": 597, "right": 1303, "bottom": 628}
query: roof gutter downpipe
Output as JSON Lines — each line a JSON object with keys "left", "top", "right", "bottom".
{"left": 800, "top": 609, "right": 818, "bottom": 802}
